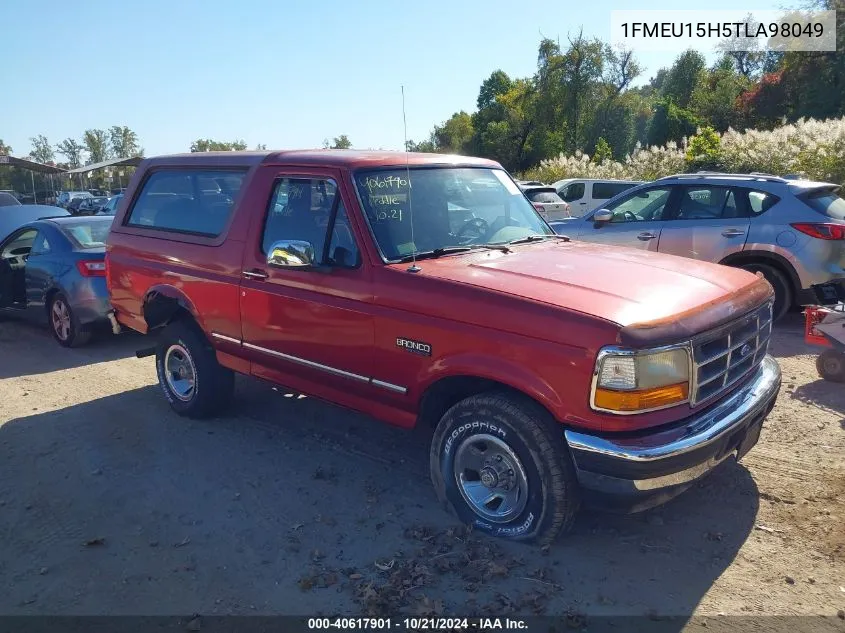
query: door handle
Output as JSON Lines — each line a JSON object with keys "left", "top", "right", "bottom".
{"left": 721, "top": 229, "right": 746, "bottom": 237}
{"left": 637, "top": 232, "right": 657, "bottom": 240}
{"left": 242, "top": 269, "right": 269, "bottom": 280}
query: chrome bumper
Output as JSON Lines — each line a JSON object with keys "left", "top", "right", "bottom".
{"left": 565, "top": 355, "right": 781, "bottom": 510}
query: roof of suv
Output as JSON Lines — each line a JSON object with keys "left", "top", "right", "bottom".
{"left": 656, "top": 172, "right": 838, "bottom": 193}
{"left": 140, "top": 150, "right": 501, "bottom": 170}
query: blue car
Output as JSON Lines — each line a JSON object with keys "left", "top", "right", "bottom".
{"left": 0, "top": 214, "right": 113, "bottom": 347}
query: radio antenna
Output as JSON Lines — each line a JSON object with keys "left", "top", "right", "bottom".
{"left": 402, "top": 85, "right": 420, "bottom": 273}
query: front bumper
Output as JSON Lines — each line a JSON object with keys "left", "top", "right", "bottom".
{"left": 565, "top": 355, "right": 781, "bottom": 512}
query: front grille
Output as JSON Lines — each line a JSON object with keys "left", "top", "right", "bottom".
{"left": 691, "top": 302, "right": 773, "bottom": 405}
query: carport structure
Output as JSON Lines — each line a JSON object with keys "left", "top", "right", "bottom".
{"left": 65, "top": 156, "right": 143, "bottom": 191}
{"left": 0, "top": 155, "right": 67, "bottom": 204}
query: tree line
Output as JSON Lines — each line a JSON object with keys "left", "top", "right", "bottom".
{"left": 406, "top": 0, "right": 844, "bottom": 174}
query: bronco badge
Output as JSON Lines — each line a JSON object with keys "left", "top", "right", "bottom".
{"left": 396, "top": 337, "right": 432, "bottom": 356}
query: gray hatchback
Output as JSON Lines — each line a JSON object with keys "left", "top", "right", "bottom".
{"left": 549, "top": 172, "right": 845, "bottom": 320}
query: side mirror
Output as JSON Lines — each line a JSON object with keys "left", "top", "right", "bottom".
{"left": 266, "top": 239, "right": 316, "bottom": 268}
{"left": 593, "top": 209, "right": 612, "bottom": 224}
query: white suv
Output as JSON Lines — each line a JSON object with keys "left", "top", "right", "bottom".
{"left": 552, "top": 179, "right": 642, "bottom": 216}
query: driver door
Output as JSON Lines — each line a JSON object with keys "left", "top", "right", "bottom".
{"left": 0, "top": 227, "right": 37, "bottom": 308}
{"left": 578, "top": 186, "right": 678, "bottom": 251}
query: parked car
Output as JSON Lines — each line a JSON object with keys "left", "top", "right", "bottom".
{"left": 56, "top": 191, "right": 93, "bottom": 209}
{"left": 88, "top": 189, "right": 110, "bottom": 197}
{"left": 77, "top": 196, "right": 110, "bottom": 215}
{"left": 0, "top": 215, "right": 111, "bottom": 347}
{"left": 0, "top": 191, "right": 21, "bottom": 207}
{"left": 521, "top": 185, "right": 571, "bottom": 222}
{"left": 107, "top": 151, "right": 781, "bottom": 544}
{"left": 66, "top": 196, "right": 91, "bottom": 216}
{"left": 100, "top": 194, "right": 123, "bottom": 215}
{"left": 548, "top": 172, "right": 845, "bottom": 321}
{"left": 552, "top": 179, "right": 643, "bottom": 216}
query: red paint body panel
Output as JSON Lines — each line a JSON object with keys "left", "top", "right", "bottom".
{"left": 107, "top": 152, "right": 772, "bottom": 433}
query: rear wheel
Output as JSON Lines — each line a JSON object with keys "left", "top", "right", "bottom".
{"left": 816, "top": 349, "right": 845, "bottom": 382}
{"left": 155, "top": 319, "right": 234, "bottom": 418}
{"left": 739, "top": 263, "right": 792, "bottom": 321}
{"left": 429, "top": 392, "right": 579, "bottom": 545}
{"left": 49, "top": 292, "right": 90, "bottom": 348}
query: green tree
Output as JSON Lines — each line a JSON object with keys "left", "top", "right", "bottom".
{"left": 661, "top": 50, "right": 706, "bottom": 109}
{"left": 323, "top": 135, "right": 352, "bottom": 149}
{"left": 0, "top": 139, "right": 10, "bottom": 155}
{"left": 432, "top": 111, "right": 474, "bottom": 153}
{"left": 477, "top": 70, "right": 513, "bottom": 110}
{"left": 685, "top": 126, "right": 723, "bottom": 171}
{"left": 28, "top": 135, "right": 54, "bottom": 163}
{"left": 647, "top": 98, "right": 700, "bottom": 146}
{"left": 405, "top": 138, "right": 437, "bottom": 152}
{"left": 689, "top": 56, "right": 751, "bottom": 132}
{"left": 56, "top": 138, "right": 85, "bottom": 169}
{"left": 190, "top": 139, "right": 247, "bottom": 152}
{"left": 109, "top": 126, "right": 142, "bottom": 158}
{"left": 83, "top": 129, "right": 110, "bottom": 164}
{"left": 255, "top": 143, "right": 267, "bottom": 150}
{"left": 592, "top": 137, "right": 613, "bottom": 164}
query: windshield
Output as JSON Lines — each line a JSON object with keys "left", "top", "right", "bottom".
{"left": 355, "top": 167, "right": 552, "bottom": 260}
{"left": 60, "top": 219, "right": 111, "bottom": 249}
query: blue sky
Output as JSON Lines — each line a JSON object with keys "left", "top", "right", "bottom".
{"left": 1, "top": 0, "right": 781, "bottom": 158}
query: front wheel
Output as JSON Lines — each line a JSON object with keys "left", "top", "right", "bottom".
{"left": 739, "top": 263, "right": 792, "bottom": 321}
{"left": 429, "top": 392, "right": 580, "bottom": 545}
{"left": 155, "top": 320, "right": 234, "bottom": 418}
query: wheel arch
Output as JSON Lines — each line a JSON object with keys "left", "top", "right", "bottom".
{"left": 417, "top": 366, "right": 563, "bottom": 430}
{"left": 719, "top": 250, "right": 801, "bottom": 295}
{"left": 142, "top": 284, "right": 201, "bottom": 332}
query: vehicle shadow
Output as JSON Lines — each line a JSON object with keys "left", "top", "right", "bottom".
{"left": 790, "top": 378, "right": 845, "bottom": 420}
{"left": 0, "top": 381, "right": 759, "bottom": 622}
{"left": 0, "top": 317, "right": 143, "bottom": 379}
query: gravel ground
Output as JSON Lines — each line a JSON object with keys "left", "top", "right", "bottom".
{"left": 0, "top": 313, "right": 842, "bottom": 623}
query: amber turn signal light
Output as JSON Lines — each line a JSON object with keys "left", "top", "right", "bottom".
{"left": 594, "top": 382, "right": 689, "bottom": 412}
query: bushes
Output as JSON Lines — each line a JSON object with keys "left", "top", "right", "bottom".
{"left": 524, "top": 116, "right": 845, "bottom": 185}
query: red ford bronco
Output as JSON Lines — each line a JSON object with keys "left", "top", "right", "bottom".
{"left": 106, "top": 151, "right": 781, "bottom": 543}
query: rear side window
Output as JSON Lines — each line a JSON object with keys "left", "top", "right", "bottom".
{"left": 559, "top": 182, "right": 585, "bottom": 202}
{"left": 802, "top": 188, "right": 845, "bottom": 220}
{"left": 526, "top": 189, "right": 563, "bottom": 203}
{"left": 747, "top": 190, "right": 780, "bottom": 216}
{"left": 126, "top": 169, "right": 246, "bottom": 236}
{"left": 592, "top": 182, "right": 636, "bottom": 200}
{"left": 676, "top": 186, "right": 740, "bottom": 220}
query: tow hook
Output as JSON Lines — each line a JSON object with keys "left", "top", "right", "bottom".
{"left": 106, "top": 310, "right": 122, "bottom": 335}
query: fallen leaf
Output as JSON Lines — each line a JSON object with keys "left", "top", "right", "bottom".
{"left": 349, "top": 573, "right": 363, "bottom": 580}
{"left": 291, "top": 523, "right": 304, "bottom": 531}
{"left": 375, "top": 559, "right": 395, "bottom": 571}
{"left": 175, "top": 537, "right": 191, "bottom": 548}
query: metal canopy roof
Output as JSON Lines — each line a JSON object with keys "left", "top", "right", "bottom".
{"left": 0, "top": 155, "right": 67, "bottom": 174}
{"left": 64, "top": 156, "right": 143, "bottom": 174}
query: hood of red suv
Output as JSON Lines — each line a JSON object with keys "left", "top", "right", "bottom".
{"left": 404, "top": 240, "right": 767, "bottom": 330}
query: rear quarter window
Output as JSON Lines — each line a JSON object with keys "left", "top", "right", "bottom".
{"left": 801, "top": 188, "right": 845, "bottom": 220}
{"left": 747, "top": 190, "right": 780, "bottom": 216}
{"left": 125, "top": 169, "right": 246, "bottom": 236}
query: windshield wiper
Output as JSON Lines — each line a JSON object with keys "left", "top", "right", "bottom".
{"left": 508, "top": 234, "right": 570, "bottom": 245}
{"left": 395, "top": 244, "right": 510, "bottom": 263}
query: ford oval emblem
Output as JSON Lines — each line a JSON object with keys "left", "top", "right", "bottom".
{"left": 739, "top": 343, "right": 752, "bottom": 358}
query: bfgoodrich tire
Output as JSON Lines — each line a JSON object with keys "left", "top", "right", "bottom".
{"left": 430, "top": 392, "right": 579, "bottom": 545}
{"left": 155, "top": 319, "right": 234, "bottom": 418}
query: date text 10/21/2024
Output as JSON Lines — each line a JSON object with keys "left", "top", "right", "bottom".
{"left": 307, "top": 617, "right": 529, "bottom": 630}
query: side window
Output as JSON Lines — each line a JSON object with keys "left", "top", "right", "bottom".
{"left": 676, "top": 186, "right": 739, "bottom": 220}
{"left": 30, "top": 231, "right": 51, "bottom": 255}
{"left": 1, "top": 229, "right": 37, "bottom": 258}
{"left": 747, "top": 190, "right": 780, "bottom": 216}
{"left": 605, "top": 187, "right": 672, "bottom": 223}
{"left": 125, "top": 169, "right": 246, "bottom": 236}
{"left": 262, "top": 177, "right": 359, "bottom": 268}
{"left": 592, "top": 182, "right": 636, "bottom": 200}
{"left": 560, "top": 182, "right": 585, "bottom": 202}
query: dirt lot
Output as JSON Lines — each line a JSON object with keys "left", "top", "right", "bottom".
{"left": 0, "top": 314, "right": 843, "bottom": 623}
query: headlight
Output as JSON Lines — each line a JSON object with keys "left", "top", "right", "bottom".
{"left": 592, "top": 346, "right": 690, "bottom": 413}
